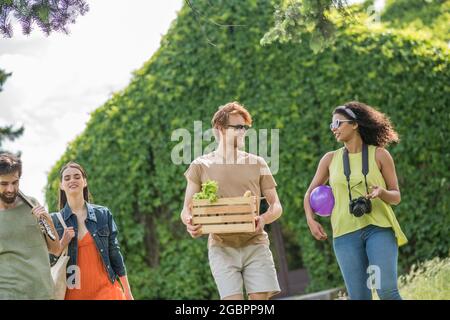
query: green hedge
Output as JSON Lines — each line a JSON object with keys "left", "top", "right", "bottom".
{"left": 383, "top": 0, "right": 450, "bottom": 43}
{"left": 45, "top": 0, "right": 449, "bottom": 298}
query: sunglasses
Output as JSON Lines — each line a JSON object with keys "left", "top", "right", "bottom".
{"left": 330, "top": 119, "right": 353, "bottom": 130}
{"left": 227, "top": 124, "right": 250, "bottom": 131}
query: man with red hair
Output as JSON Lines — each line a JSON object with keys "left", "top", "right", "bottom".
{"left": 181, "top": 102, "right": 283, "bottom": 300}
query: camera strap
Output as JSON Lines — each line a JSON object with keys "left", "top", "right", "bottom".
{"left": 343, "top": 143, "right": 370, "bottom": 202}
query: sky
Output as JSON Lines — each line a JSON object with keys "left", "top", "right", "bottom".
{"left": 0, "top": 1, "right": 183, "bottom": 206}
{"left": 0, "top": 0, "right": 381, "bottom": 207}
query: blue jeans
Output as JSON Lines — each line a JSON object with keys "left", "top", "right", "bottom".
{"left": 333, "top": 224, "right": 402, "bottom": 300}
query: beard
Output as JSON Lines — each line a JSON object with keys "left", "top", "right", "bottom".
{"left": 0, "top": 191, "right": 18, "bottom": 204}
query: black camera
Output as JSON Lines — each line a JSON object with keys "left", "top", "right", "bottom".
{"left": 349, "top": 196, "right": 372, "bottom": 217}
{"left": 343, "top": 144, "right": 372, "bottom": 218}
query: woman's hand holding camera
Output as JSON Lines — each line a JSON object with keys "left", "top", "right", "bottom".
{"left": 366, "top": 185, "right": 385, "bottom": 200}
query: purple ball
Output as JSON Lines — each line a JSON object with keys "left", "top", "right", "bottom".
{"left": 310, "top": 185, "right": 335, "bottom": 217}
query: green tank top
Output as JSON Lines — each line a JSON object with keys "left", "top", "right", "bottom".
{"left": 0, "top": 201, "right": 55, "bottom": 299}
{"left": 329, "top": 145, "right": 408, "bottom": 246}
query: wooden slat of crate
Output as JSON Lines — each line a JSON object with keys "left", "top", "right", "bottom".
{"left": 192, "top": 204, "right": 252, "bottom": 215}
{"left": 193, "top": 214, "right": 255, "bottom": 224}
{"left": 200, "top": 223, "right": 255, "bottom": 234}
{"left": 192, "top": 197, "right": 254, "bottom": 206}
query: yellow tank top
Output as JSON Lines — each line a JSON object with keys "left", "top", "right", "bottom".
{"left": 329, "top": 145, "right": 408, "bottom": 247}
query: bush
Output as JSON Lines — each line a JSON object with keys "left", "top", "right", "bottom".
{"left": 382, "top": 0, "right": 450, "bottom": 43}
{"left": 45, "top": 0, "right": 449, "bottom": 298}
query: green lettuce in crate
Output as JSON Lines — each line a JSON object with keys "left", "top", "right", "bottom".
{"left": 193, "top": 180, "right": 218, "bottom": 203}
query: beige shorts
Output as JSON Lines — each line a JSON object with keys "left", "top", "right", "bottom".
{"left": 208, "top": 243, "right": 281, "bottom": 299}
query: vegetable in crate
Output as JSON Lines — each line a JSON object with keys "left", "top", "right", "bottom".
{"left": 193, "top": 180, "right": 219, "bottom": 202}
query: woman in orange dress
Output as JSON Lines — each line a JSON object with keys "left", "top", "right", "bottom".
{"left": 51, "top": 162, "right": 133, "bottom": 300}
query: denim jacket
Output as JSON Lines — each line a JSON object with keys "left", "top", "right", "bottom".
{"left": 50, "top": 202, "right": 127, "bottom": 284}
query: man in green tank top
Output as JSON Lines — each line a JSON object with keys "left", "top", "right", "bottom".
{"left": 0, "top": 153, "right": 61, "bottom": 299}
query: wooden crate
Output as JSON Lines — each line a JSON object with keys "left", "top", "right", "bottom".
{"left": 191, "top": 196, "right": 259, "bottom": 234}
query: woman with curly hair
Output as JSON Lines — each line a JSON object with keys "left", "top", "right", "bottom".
{"left": 304, "top": 101, "right": 407, "bottom": 300}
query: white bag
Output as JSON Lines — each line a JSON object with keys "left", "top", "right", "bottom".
{"left": 50, "top": 212, "right": 70, "bottom": 300}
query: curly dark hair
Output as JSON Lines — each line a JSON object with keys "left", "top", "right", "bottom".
{"left": 333, "top": 101, "right": 399, "bottom": 147}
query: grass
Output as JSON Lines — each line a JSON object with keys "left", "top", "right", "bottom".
{"left": 335, "top": 255, "right": 450, "bottom": 300}
{"left": 398, "top": 255, "right": 450, "bottom": 300}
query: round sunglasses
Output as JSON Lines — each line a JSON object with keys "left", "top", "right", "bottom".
{"left": 227, "top": 124, "right": 250, "bottom": 131}
{"left": 330, "top": 119, "right": 353, "bottom": 130}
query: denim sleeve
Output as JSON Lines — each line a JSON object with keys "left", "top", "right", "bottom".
{"left": 107, "top": 209, "right": 127, "bottom": 277}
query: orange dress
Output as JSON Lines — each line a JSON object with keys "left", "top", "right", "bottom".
{"left": 65, "top": 232, "right": 126, "bottom": 300}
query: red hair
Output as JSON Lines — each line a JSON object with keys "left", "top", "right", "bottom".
{"left": 211, "top": 101, "right": 252, "bottom": 129}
